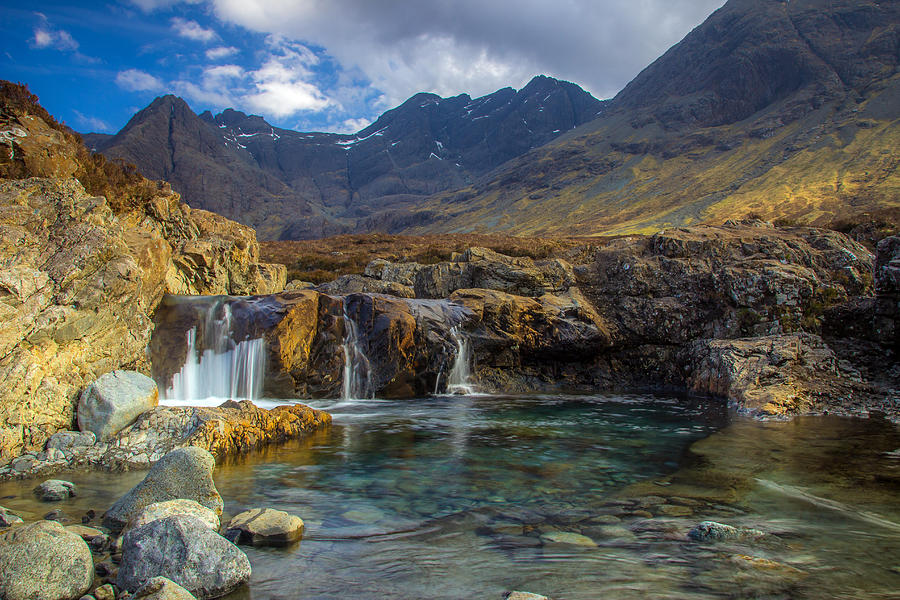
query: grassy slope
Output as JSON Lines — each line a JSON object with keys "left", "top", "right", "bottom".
{"left": 404, "top": 76, "right": 899, "bottom": 238}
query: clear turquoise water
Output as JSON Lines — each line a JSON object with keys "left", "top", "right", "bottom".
{"left": 2, "top": 393, "right": 900, "bottom": 599}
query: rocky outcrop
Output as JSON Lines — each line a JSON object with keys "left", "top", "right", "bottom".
{"left": 0, "top": 520, "right": 94, "bottom": 600}
{"left": 684, "top": 333, "right": 871, "bottom": 416}
{"left": 0, "top": 100, "right": 286, "bottom": 465}
{"left": 365, "top": 247, "right": 576, "bottom": 299}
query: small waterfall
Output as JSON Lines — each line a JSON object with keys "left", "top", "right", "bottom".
{"left": 446, "top": 326, "right": 476, "bottom": 395}
{"left": 164, "top": 298, "right": 266, "bottom": 404}
{"left": 340, "top": 302, "right": 372, "bottom": 401}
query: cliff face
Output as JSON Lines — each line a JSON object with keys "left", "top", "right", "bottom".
{"left": 404, "top": 0, "right": 900, "bottom": 237}
{"left": 0, "top": 83, "right": 286, "bottom": 463}
{"left": 88, "top": 76, "right": 605, "bottom": 240}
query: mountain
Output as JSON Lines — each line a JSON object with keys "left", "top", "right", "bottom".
{"left": 399, "top": 0, "right": 899, "bottom": 236}
{"left": 87, "top": 76, "right": 604, "bottom": 240}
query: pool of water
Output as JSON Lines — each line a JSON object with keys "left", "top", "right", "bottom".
{"left": 2, "top": 393, "right": 900, "bottom": 599}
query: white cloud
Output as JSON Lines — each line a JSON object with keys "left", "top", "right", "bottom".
{"left": 207, "top": 0, "right": 726, "bottom": 105}
{"left": 171, "top": 17, "right": 216, "bottom": 42}
{"left": 73, "top": 110, "right": 113, "bottom": 133}
{"left": 242, "top": 37, "right": 330, "bottom": 116}
{"left": 334, "top": 117, "right": 371, "bottom": 134}
{"left": 116, "top": 68, "right": 165, "bottom": 92}
{"left": 30, "top": 27, "right": 79, "bottom": 52}
{"left": 205, "top": 45, "right": 238, "bottom": 60}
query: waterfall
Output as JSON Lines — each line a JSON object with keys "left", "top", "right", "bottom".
{"left": 340, "top": 301, "right": 372, "bottom": 401}
{"left": 164, "top": 298, "right": 266, "bottom": 404}
{"left": 446, "top": 326, "right": 476, "bottom": 395}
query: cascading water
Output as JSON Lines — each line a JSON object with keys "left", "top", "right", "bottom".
{"left": 164, "top": 298, "right": 266, "bottom": 404}
{"left": 445, "top": 326, "right": 476, "bottom": 395}
{"left": 340, "top": 301, "right": 372, "bottom": 401}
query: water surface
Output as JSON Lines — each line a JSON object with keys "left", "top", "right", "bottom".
{"left": 2, "top": 394, "right": 899, "bottom": 599}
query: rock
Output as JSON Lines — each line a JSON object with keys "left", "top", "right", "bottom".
{"left": 65, "top": 524, "right": 107, "bottom": 544}
{"left": 35, "top": 479, "right": 77, "bottom": 501}
{"left": 367, "top": 247, "right": 576, "bottom": 299}
{"left": 117, "top": 515, "right": 251, "bottom": 600}
{"left": 315, "top": 273, "right": 415, "bottom": 298}
{"left": 505, "top": 593, "right": 550, "bottom": 600}
{"left": 102, "top": 447, "right": 222, "bottom": 532}
{"left": 539, "top": 531, "right": 597, "bottom": 547}
{"left": 686, "top": 334, "right": 848, "bottom": 415}
{"left": 77, "top": 371, "right": 159, "bottom": 441}
{"left": 103, "top": 401, "right": 332, "bottom": 471}
{"left": 126, "top": 500, "right": 220, "bottom": 533}
{"left": 46, "top": 431, "right": 96, "bottom": 456}
{"left": 225, "top": 508, "right": 304, "bottom": 546}
{"left": 93, "top": 584, "right": 116, "bottom": 600}
{"left": 0, "top": 505, "right": 23, "bottom": 527}
{"left": 0, "top": 520, "right": 94, "bottom": 600}
{"left": 133, "top": 577, "right": 198, "bottom": 600}
{"left": 687, "top": 520, "right": 765, "bottom": 542}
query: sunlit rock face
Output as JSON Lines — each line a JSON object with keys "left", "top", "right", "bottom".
{"left": 0, "top": 89, "right": 286, "bottom": 464}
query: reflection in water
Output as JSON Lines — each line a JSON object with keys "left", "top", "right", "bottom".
{"left": 1, "top": 396, "right": 899, "bottom": 599}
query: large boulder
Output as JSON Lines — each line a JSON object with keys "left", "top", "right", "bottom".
{"left": 77, "top": 370, "right": 158, "bottom": 441}
{"left": 117, "top": 515, "right": 251, "bottom": 599}
{"left": 0, "top": 520, "right": 93, "bottom": 600}
{"left": 103, "top": 447, "right": 222, "bottom": 532}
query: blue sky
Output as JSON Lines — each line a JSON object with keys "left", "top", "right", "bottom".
{"left": 1, "top": 0, "right": 725, "bottom": 135}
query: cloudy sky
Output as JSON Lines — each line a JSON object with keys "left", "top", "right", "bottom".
{"left": 1, "top": 0, "right": 725, "bottom": 134}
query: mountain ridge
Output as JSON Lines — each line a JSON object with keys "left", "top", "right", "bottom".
{"left": 88, "top": 75, "right": 605, "bottom": 240}
{"left": 400, "top": 0, "right": 899, "bottom": 237}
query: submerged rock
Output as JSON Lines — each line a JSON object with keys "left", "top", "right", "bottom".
{"left": 0, "top": 520, "right": 93, "bottom": 600}
{"left": 34, "top": 479, "right": 76, "bottom": 501}
{"left": 103, "top": 447, "right": 222, "bottom": 532}
{"left": 225, "top": 507, "right": 304, "bottom": 546}
{"left": 117, "top": 515, "right": 251, "bottom": 599}
{"left": 77, "top": 371, "right": 158, "bottom": 441}
{"left": 687, "top": 520, "right": 765, "bottom": 542}
{"left": 505, "top": 592, "right": 551, "bottom": 600}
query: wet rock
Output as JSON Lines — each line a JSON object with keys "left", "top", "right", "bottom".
{"left": 43, "top": 509, "right": 70, "bottom": 522}
{"left": 687, "top": 520, "right": 765, "bottom": 542}
{"left": 0, "top": 520, "right": 93, "bottom": 600}
{"left": 35, "top": 479, "right": 77, "bottom": 501}
{"left": 126, "top": 500, "right": 220, "bottom": 534}
{"left": 103, "top": 447, "right": 222, "bottom": 532}
{"left": 77, "top": 371, "right": 159, "bottom": 441}
{"left": 225, "top": 508, "right": 304, "bottom": 546}
{"left": 505, "top": 593, "right": 550, "bottom": 600}
{"left": 117, "top": 515, "right": 251, "bottom": 600}
{"left": 133, "top": 577, "right": 198, "bottom": 600}
{"left": 0, "top": 505, "right": 23, "bottom": 527}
